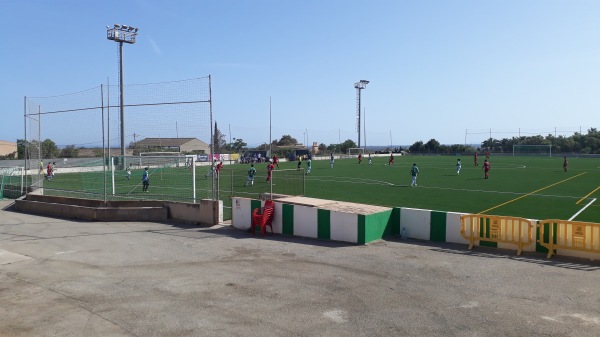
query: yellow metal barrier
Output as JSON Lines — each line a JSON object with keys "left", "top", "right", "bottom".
{"left": 460, "top": 214, "right": 534, "bottom": 255}
{"left": 537, "top": 219, "right": 600, "bottom": 258}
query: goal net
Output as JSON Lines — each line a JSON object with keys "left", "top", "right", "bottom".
{"left": 512, "top": 145, "right": 552, "bottom": 157}
{"left": 347, "top": 148, "right": 365, "bottom": 156}
{"left": 110, "top": 155, "right": 200, "bottom": 202}
{"left": 0, "top": 166, "right": 25, "bottom": 199}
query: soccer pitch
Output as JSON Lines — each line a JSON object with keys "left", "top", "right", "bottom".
{"left": 42, "top": 155, "right": 600, "bottom": 222}
{"left": 221, "top": 155, "right": 600, "bottom": 222}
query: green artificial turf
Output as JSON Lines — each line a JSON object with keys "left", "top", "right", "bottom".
{"left": 42, "top": 155, "right": 600, "bottom": 222}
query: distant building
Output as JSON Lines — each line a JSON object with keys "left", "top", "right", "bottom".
{"left": 136, "top": 138, "right": 210, "bottom": 154}
{"left": 0, "top": 140, "right": 17, "bottom": 156}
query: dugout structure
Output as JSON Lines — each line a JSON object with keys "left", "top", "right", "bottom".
{"left": 512, "top": 144, "right": 552, "bottom": 157}
{"left": 23, "top": 77, "right": 214, "bottom": 204}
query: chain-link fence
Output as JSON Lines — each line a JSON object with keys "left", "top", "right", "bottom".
{"left": 24, "top": 77, "right": 215, "bottom": 203}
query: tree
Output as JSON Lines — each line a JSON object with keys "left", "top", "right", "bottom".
{"left": 409, "top": 141, "right": 424, "bottom": 153}
{"left": 318, "top": 143, "right": 327, "bottom": 153}
{"left": 277, "top": 135, "right": 299, "bottom": 146}
{"left": 340, "top": 139, "right": 357, "bottom": 154}
{"left": 17, "top": 139, "right": 29, "bottom": 159}
{"left": 425, "top": 139, "right": 441, "bottom": 153}
{"left": 41, "top": 139, "right": 59, "bottom": 158}
{"left": 212, "top": 122, "right": 227, "bottom": 154}
{"left": 59, "top": 145, "right": 79, "bottom": 158}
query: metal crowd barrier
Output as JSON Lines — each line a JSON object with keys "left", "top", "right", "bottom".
{"left": 460, "top": 214, "right": 534, "bottom": 255}
{"left": 537, "top": 219, "right": 600, "bottom": 258}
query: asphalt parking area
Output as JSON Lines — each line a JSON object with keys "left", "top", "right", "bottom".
{"left": 1, "top": 200, "right": 599, "bottom": 337}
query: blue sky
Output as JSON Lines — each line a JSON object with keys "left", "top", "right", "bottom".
{"left": 1, "top": 0, "right": 599, "bottom": 148}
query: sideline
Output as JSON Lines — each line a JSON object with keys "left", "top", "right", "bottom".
{"left": 569, "top": 198, "right": 596, "bottom": 221}
{"left": 479, "top": 172, "right": 587, "bottom": 214}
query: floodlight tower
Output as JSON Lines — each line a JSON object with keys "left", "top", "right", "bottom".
{"left": 106, "top": 24, "right": 139, "bottom": 157}
{"left": 354, "top": 80, "right": 369, "bottom": 148}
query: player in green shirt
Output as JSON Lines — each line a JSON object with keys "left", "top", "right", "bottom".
{"left": 410, "top": 163, "right": 419, "bottom": 187}
{"left": 245, "top": 164, "right": 256, "bottom": 186}
{"left": 306, "top": 158, "right": 311, "bottom": 175}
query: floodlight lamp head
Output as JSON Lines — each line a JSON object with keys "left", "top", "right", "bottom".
{"left": 360, "top": 80, "right": 370, "bottom": 84}
{"left": 114, "top": 24, "right": 120, "bottom": 28}
{"left": 122, "top": 25, "right": 129, "bottom": 30}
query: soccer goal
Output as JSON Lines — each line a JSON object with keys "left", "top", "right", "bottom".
{"left": 512, "top": 145, "right": 552, "bottom": 157}
{"left": 0, "top": 166, "right": 25, "bottom": 199}
{"left": 111, "top": 154, "right": 198, "bottom": 202}
{"left": 347, "top": 148, "right": 365, "bottom": 156}
{"left": 270, "top": 168, "right": 305, "bottom": 197}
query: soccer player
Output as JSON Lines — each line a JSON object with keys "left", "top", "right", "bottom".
{"left": 330, "top": 153, "right": 334, "bottom": 168}
{"left": 368, "top": 154, "right": 372, "bottom": 165}
{"left": 297, "top": 156, "right": 302, "bottom": 170}
{"left": 266, "top": 161, "right": 275, "bottom": 182}
{"left": 474, "top": 152, "right": 479, "bottom": 166}
{"left": 142, "top": 167, "right": 150, "bottom": 192}
{"left": 358, "top": 153, "right": 363, "bottom": 164}
{"left": 485, "top": 151, "right": 490, "bottom": 159}
{"left": 215, "top": 161, "right": 223, "bottom": 176}
{"left": 389, "top": 153, "right": 394, "bottom": 165}
{"left": 410, "top": 163, "right": 419, "bottom": 186}
{"left": 456, "top": 159, "right": 461, "bottom": 175}
{"left": 126, "top": 164, "right": 132, "bottom": 180}
{"left": 245, "top": 164, "right": 256, "bottom": 186}
{"left": 46, "top": 162, "right": 53, "bottom": 181}
{"left": 306, "top": 158, "right": 312, "bottom": 174}
{"left": 483, "top": 159, "right": 491, "bottom": 179}
{"left": 563, "top": 156, "right": 568, "bottom": 172}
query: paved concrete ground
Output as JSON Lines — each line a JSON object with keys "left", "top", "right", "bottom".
{"left": 0, "top": 199, "right": 599, "bottom": 337}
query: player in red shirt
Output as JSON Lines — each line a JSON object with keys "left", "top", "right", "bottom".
{"left": 215, "top": 162, "right": 223, "bottom": 176}
{"left": 474, "top": 152, "right": 479, "bottom": 166}
{"left": 358, "top": 154, "right": 363, "bottom": 164}
{"left": 483, "top": 159, "right": 490, "bottom": 179}
{"left": 389, "top": 153, "right": 394, "bottom": 165}
{"left": 563, "top": 156, "right": 568, "bottom": 172}
{"left": 273, "top": 155, "right": 279, "bottom": 168}
{"left": 485, "top": 151, "right": 490, "bottom": 159}
{"left": 266, "top": 161, "right": 275, "bottom": 182}
{"left": 46, "top": 162, "right": 53, "bottom": 180}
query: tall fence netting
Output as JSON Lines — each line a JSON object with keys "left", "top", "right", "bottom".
{"left": 24, "top": 77, "right": 213, "bottom": 203}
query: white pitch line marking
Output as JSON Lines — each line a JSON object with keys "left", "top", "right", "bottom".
{"left": 569, "top": 198, "right": 596, "bottom": 221}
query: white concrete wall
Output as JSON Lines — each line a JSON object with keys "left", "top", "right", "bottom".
{"left": 400, "top": 208, "right": 431, "bottom": 241}
{"left": 330, "top": 211, "right": 358, "bottom": 243}
{"left": 293, "top": 205, "right": 318, "bottom": 239}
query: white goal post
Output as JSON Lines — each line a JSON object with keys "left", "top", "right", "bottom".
{"left": 512, "top": 145, "right": 552, "bottom": 157}
{"left": 347, "top": 148, "right": 365, "bottom": 156}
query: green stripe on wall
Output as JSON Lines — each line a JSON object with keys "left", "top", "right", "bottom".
{"left": 480, "top": 240, "right": 498, "bottom": 248}
{"left": 536, "top": 221, "right": 557, "bottom": 254}
{"left": 282, "top": 203, "right": 294, "bottom": 235}
{"left": 385, "top": 208, "right": 401, "bottom": 237}
{"left": 479, "top": 217, "right": 491, "bottom": 239}
{"left": 363, "top": 210, "right": 394, "bottom": 244}
{"left": 317, "top": 209, "right": 331, "bottom": 240}
{"left": 357, "top": 215, "right": 366, "bottom": 244}
{"left": 430, "top": 211, "right": 447, "bottom": 242}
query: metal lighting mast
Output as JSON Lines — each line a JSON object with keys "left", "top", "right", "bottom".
{"left": 106, "top": 24, "right": 139, "bottom": 158}
{"left": 354, "top": 80, "right": 369, "bottom": 148}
